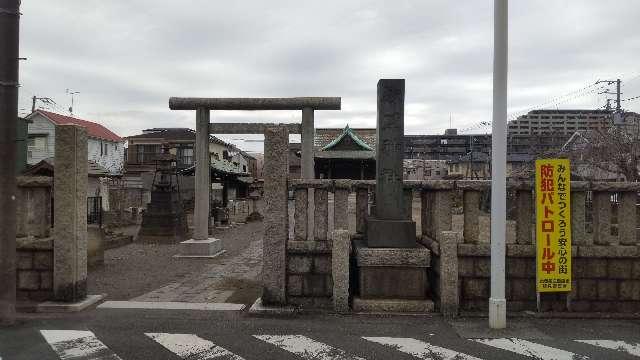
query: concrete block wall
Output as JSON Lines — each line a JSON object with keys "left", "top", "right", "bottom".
{"left": 456, "top": 244, "right": 640, "bottom": 313}
{"left": 16, "top": 238, "right": 54, "bottom": 302}
{"left": 286, "top": 241, "right": 333, "bottom": 308}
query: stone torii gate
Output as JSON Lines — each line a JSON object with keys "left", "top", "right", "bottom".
{"left": 168, "top": 97, "right": 341, "bottom": 249}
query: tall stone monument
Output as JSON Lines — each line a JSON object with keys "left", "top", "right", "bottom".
{"left": 354, "top": 79, "right": 433, "bottom": 313}
{"left": 367, "top": 79, "right": 416, "bottom": 248}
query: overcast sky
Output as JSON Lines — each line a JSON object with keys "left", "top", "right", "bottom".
{"left": 18, "top": 1, "right": 640, "bottom": 152}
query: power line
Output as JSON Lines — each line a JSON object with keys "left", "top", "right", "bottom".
{"left": 622, "top": 94, "right": 640, "bottom": 102}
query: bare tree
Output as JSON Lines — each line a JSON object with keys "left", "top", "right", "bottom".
{"left": 559, "top": 124, "right": 640, "bottom": 182}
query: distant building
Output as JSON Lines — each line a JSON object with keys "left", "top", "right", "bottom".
{"left": 507, "top": 109, "right": 640, "bottom": 157}
{"left": 403, "top": 159, "right": 448, "bottom": 180}
{"left": 25, "top": 110, "right": 124, "bottom": 175}
{"left": 405, "top": 130, "right": 492, "bottom": 161}
{"left": 508, "top": 109, "right": 614, "bottom": 136}
{"left": 447, "top": 151, "right": 491, "bottom": 179}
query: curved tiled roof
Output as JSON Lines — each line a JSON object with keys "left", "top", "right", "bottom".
{"left": 321, "top": 125, "right": 373, "bottom": 151}
{"left": 36, "top": 110, "right": 123, "bottom": 142}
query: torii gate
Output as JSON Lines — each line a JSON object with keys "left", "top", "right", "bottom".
{"left": 169, "top": 97, "right": 341, "bottom": 245}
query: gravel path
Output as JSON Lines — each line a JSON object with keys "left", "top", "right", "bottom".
{"left": 88, "top": 221, "right": 263, "bottom": 303}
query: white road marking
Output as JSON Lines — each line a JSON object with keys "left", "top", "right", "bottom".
{"left": 98, "top": 301, "right": 245, "bottom": 311}
{"left": 363, "top": 337, "right": 482, "bottom": 360}
{"left": 254, "top": 334, "right": 366, "bottom": 360}
{"left": 40, "top": 330, "right": 122, "bottom": 360}
{"left": 146, "top": 333, "right": 245, "bottom": 359}
{"left": 576, "top": 340, "right": 640, "bottom": 357}
{"left": 474, "top": 338, "right": 587, "bottom": 360}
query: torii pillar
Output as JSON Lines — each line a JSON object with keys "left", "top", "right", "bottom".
{"left": 169, "top": 97, "right": 341, "bottom": 251}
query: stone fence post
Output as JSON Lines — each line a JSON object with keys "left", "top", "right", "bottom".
{"left": 53, "top": 125, "right": 88, "bottom": 302}
{"left": 332, "top": 230, "right": 351, "bottom": 313}
{"left": 439, "top": 231, "right": 460, "bottom": 317}
{"left": 262, "top": 126, "right": 289, "bottom": 305}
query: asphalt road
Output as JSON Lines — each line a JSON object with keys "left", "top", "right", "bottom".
{"left": 1, "top": 308, "right": 640, "bottom": 359}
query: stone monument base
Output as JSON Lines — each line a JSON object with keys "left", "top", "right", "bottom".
{"left": 366, "top": 217, "right": 416, "bottom": 248}
{"left": 354, "top": 242, "right": 433, "bottom": 312}
{"left": 175, "top": 238, "right": 224, "bottom": 258}
{"left": 352, "top": 297, "right": 434, "bottom": 313}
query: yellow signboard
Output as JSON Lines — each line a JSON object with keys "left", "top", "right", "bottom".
{"left": 535, "top": 159, "right": 572, "bottom": 292}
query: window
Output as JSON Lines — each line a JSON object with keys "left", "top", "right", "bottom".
{"left": 104, "top": 143, "right": 108, "bottom": 156}
{"left": 136, "top": 144, "right": 161, "bottom": 163}
{"left": 28, "top": 135, "right": 47, "bottom": 151}
{"left": 243, "top": 165, "right": 247, "bottom": 172}
{"left": 180, "top": 148, "right": 194, "bottom": 165}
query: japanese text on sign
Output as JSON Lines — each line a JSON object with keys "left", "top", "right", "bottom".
{"left": 535, "top": 159, "right": 572, "bottom": 292}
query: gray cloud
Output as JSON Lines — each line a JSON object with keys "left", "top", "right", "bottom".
{"left": 18, "top": 0, "right": 640, "bottom": 153}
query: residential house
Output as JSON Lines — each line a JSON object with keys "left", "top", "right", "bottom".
{"left": 125, "top": 127, "right": 254, "bottom": 205}
{"left": 25, "top": 110, "right": 124, "bottom": 175}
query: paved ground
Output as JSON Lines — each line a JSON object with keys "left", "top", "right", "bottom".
{"left": 1, "top": 309, "right": 640, "bottom": 359}
{"left": 88, "top": 221, "right": 263, "bottom": 304}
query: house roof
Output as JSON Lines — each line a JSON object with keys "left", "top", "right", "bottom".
{"left": 23, "top": 157, "right": 112, "bottom": 177}
{"left": 127, "top": 128, "right": 196, "bottom": 141}
{"left": 33, "top": 110, "right": 123, "bottom": 142}
{"left": 179, "top": 159, "right": 250, "bottom": 177}
{"left": 321, "top": 125, "right": 374, "bottom": 151}
{"left": 314, "top": 127, "right": 376, "bottom": 150}
{"left": 127, "top": 128, "right": 248, "bottom": 154}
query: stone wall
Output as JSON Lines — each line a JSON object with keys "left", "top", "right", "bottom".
{"left": 286, "top": 179, "right": 640, "bottom": 315}
{"left": 456, "top": 243, "right": 640, "bottom": 313}
{"left": 15, "top": 176, "right": 52, "bottom": 238}
{"left": 286, "top": 241, "right": 333, "bottom": 308}
{"left": 423, "top": 180, "right": 640, "bottom": 315}
{"left": 16, "top": 237, "right": 54, "bottom": 302}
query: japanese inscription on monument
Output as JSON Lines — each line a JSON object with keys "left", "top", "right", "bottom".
{"left": 376, "top": 79, "right": 406, "bottom": 220}
{"left": 367, "top": 79, "right": 417, "bottom": 248}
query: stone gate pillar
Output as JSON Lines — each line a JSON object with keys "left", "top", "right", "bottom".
{"left": 194, "top": 107, "right": 211, "bottom": 240}
{"left": 301, "top": 107, "right": 315, "bottom": 179}
{"left": 53, "top": 125, "right": 88, "bottom": 302}
{"left": 262, "top": 125, "right": 289, "bottom": 305}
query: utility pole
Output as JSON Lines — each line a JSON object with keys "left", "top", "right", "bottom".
{"left": 616, "top": 79, "right": 621, "bottom": 112}
{"left": 0, "top": 0, "right": 20, "bottom": 325}
{"left": 490, "top": 0, "right": 508, "bottom": 330}
{"left": 597, "top": 79, "right": 622, "bottom": 112}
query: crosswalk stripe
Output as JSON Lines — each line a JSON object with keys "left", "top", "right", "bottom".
{"left": 363, "top": 337, "right": 482, "bottom": 360}
{"left": 146, "top": 333, "right": 245, "bottom": 360}
{"left": 254, "top": 334, "right": 366, "bottom": 360}
{"left": 40, "top": 330, "right": 122, "bottom": 360}
{"left": 473, "top": 338, "right": 587, "bottom": 360}
{"left": 576, "top": 340, "right": 640, "bottom": 357}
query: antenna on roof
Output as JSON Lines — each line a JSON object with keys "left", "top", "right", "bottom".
{"left": 65, "top": 88, "right": 80, "bottom": 115}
